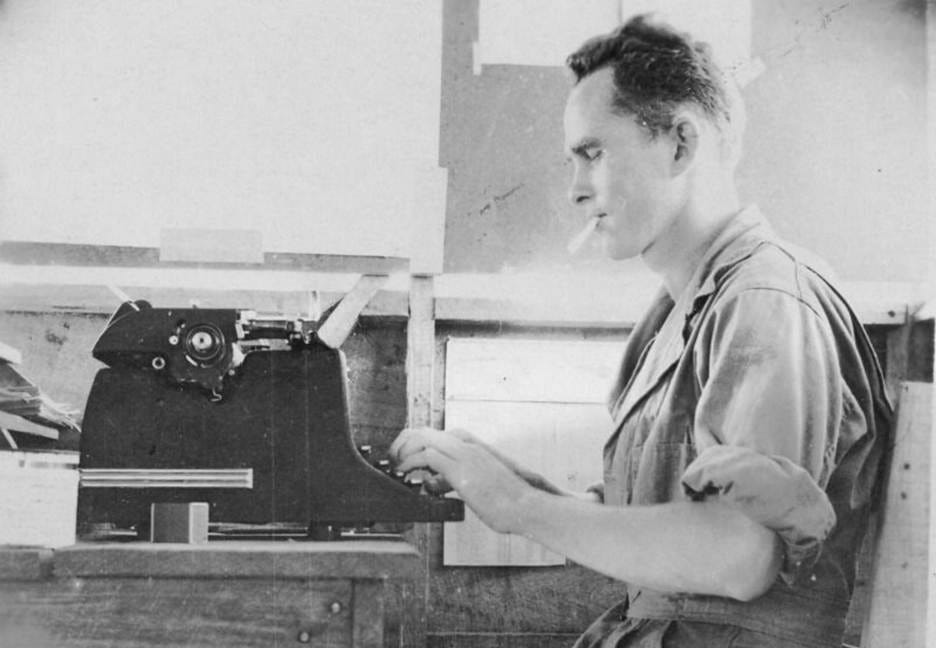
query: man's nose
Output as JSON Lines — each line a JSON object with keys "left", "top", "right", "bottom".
{"left": 567, "top": 167, "right": 592, "bottom": 206}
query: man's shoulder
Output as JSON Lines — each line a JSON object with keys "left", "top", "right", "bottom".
{"left": 712, "top": 239, "right": 842, "bottom": 313}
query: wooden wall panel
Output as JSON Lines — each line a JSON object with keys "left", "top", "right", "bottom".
{"left": 444, "top": 338, "right": 625, "bottom": 404}
{"left": 428, "top": 562, "right": 624, "bottom": 636}
{"left": 442, "top": 337, "right": 623, "bottom": 567}
{"left": 442, "top": 401, "right": 611, "bottom": 566}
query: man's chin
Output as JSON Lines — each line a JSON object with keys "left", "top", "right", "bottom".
{"left": 604, "top": 243, "right": 641, "bottom": 262}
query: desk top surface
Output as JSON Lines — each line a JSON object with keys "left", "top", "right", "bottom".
{"left": 0, "top": 539, "right": 421, "bottom": 581}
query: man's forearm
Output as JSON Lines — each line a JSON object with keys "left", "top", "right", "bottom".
{"left": 513, "top": 467, "right": 585, "bottom": 498}
{"left": 479, "top": 445, "right": 596, "bottom": 500}
{"left": 514, "top": 489, "right": 782, "bottom": 601}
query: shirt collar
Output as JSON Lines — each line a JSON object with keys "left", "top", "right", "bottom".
{"left": 681, "top": 204, "right": 777, "bottom": 311}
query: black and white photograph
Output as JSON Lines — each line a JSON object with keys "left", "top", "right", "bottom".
{"left": 0, "top": 1, "right": 932, "bottom": 646}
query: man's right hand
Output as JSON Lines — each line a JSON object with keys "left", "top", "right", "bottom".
{"left": 389, "top": 426, "right": 507, "bottom": 495}
{"left": 389, "top": 426, "right": 589, "bottom": 500}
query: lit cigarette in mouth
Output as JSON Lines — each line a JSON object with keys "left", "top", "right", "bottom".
{"left": 566, "top": 216, "right": 600, "bottom": 254}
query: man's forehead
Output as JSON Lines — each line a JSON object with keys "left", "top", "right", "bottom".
{"left": 564, "top": 68, "right": 624, "bottom": 146}
{"left": 566, "top": 68, "right": 616, "bottom": 116}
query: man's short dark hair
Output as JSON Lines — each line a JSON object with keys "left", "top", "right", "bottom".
{"left": 566, "top": 14, "right": 734, "bottom": 138}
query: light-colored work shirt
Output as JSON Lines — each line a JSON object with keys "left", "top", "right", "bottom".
{"left": 575, "top": 206, "right": 892, "bottom": 648}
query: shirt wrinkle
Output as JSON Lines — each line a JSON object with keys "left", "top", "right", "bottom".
{"left": 730, "top": 286, "right": 827, "bottom": 322}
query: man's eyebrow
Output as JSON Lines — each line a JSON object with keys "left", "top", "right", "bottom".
{"left": 567, "top": 137, "right": 601, "bottom": 158}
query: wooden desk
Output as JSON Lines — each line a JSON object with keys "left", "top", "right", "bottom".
{"left": 0, "top": 540, "right": 419, "bottom": 647}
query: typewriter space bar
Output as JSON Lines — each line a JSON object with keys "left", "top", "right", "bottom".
{"left": 79, "top": 468, "right": 253, "bottom": 489}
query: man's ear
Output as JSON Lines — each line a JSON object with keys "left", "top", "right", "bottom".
{"left": 671, "top": 116, "right": 700, "bottom": 174}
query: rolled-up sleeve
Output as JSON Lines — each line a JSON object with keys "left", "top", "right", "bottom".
{"left": 681, "top": 287, "right": 840, "bottom": 584}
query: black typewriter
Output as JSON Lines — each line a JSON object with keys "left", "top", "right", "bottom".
{"left": 77, "top": 297, "right": 463, "bottom": 539}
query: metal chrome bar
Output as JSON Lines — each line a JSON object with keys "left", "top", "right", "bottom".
{"left": 79, "top": 468, "right": 253, "bottom": 489}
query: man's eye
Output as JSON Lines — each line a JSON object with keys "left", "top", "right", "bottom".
{"left": 585, "top": 149, "right": 603, "bottom": 162}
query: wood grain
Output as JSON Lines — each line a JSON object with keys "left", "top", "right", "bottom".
{"left": 0, "top": 542, "right": 420, "bottom": 648}
{"left": 403, "top": 276, "right": 437, "bottom": 648}
{"left": 426, "top": 632, "right": 583, "bottom": 648}
{"left": 407, "top": 276, "right": 437, "bottom": 429}
{"left": 0, "top": 575, "right": 351, "bottom": 647}
{"left": 861, "top": 382, "right": 932, "bottom": 648}
{"left": 53, "top": 541, "right": 420, "bottom": 580}
{"left": 0, "top": 547, "right": 52, "bottom": 581}
{"left": 428, "top": 563, "right": 624, "bottom": 634}
{"left": 352, "top": 580, "right": 386, "bottom": 648}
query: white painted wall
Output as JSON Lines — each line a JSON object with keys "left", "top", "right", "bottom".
{"left": 0, "top": 0, "right": 444, "bottom": 260}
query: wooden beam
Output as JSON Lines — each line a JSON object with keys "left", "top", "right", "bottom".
{"left": 2, "top": 271, "right": 914, "bottom": 329}
{"left": 931, "top": 349, "right": 936, "bottom": 648}
{"left": 931, "top": 330, "right": 936, "bottom": 648}
{"left": 861, "top": 382, "right": 932, "bottom": 648}
{"left": 403, "top": 275, "right": 437, "bottom": 648}
{"left": 0, "top": 240, "right": 409, "bottom": 274}
{"left": 54, "top": 540, "right": 420, "bottom": 580}
{"left": 0, "top": 264, "right": 915, "bottom": 327}
{"left": 406, "top": 276, "right": 436, "bottom": 429}
{"left": 885, "top": 317, "right": 914, "bottom": 403}
{"left": 0, "top": 283, "right": 409, "bottom": 320}
{"left": 316, "top": 275, "right": 390, "bottom": 348}
{"left": 926, "top": 1, "right": 936, "bottom": 642}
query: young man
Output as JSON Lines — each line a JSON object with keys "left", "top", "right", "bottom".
{"left": 391, "top": 16, "right": 891, "bottom": 647}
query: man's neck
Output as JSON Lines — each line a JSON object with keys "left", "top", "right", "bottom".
{"left": 643, "top": 188, "right": 741, "bottom": 300}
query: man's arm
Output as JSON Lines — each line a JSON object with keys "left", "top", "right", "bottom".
{"left": 391, "top": 427, "right": 781, "bottom": 601}
{"left": 517, "top": 489, "right": 782, "bottom": 601}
